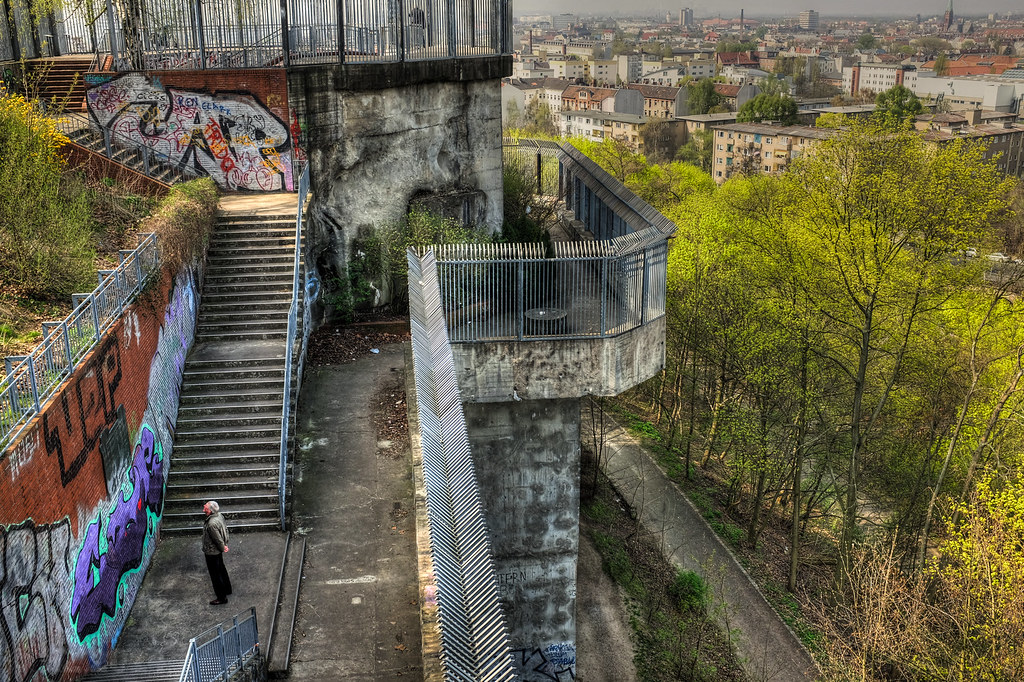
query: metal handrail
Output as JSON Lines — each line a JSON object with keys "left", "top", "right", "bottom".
{"left": 1, "top": 234, "right": 159, "bottom": 451}
{"left": 279, "top": 164, "right": 310, "bottom": 529}
{"left": 54, "top": 108, "right": 206, "bottom": 183}
{"left": 178, "top": 607, "right": 259, "bottom": 682}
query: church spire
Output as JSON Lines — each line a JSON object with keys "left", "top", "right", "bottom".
{"left": 943, "top": 0, "right": 954, "bottom": 31}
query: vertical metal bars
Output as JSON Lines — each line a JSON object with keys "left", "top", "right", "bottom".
{"left": 33, "top": 0, "right": 512, "bottom": 66}
{"left": 1, "top": 234, "right": 159, "bottom": 451}
{"left": 407, "top": 249, "right": 516, "bottom": 682}
{"left": 177, "top": 607, "right": 260, "bottom": 682}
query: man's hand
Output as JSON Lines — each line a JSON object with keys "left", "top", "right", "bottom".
{"left": 224, "top": 546, "right": 229, "bottom": 552}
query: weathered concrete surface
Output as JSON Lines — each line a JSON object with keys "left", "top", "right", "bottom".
{"left": 289, "top": 344, "right": 423, "bottom": 681}
{"left": 583, "top": 407, "right": 822, "bottom": 682}
{"left": 453, "top": 317, "right": 667, "bottom": 402}
{"left": 464, "top": 398, "right": 580, "bottom": 672}
{"left": 289, "top": 67, "right": 505, "bottom": 307}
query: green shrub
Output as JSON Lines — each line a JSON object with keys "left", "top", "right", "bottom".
{"left": 668, "top": 569, "right": 710, "bottom": 611}
{"left": 0, "top": 91, "right": 95, "bottom": 299}
{"left": 144, "top": 177, "right": 218, "bottom": 272}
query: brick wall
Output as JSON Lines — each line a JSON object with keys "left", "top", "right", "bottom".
{"left": 0, "top": 265, "right": 199, "bottom": 680}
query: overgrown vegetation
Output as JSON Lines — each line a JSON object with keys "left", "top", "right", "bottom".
{"left": 143, "top": 177, "right": 219, "bottom": 273}
{"left": 582, "top": 449, "right": 745, "bottom": 681}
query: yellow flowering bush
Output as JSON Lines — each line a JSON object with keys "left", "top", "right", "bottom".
{"left": 0, "top": 88, "right": 94, "bottom": 299}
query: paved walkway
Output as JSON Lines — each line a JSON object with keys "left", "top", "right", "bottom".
{"left": 583, "top": 407, "right": 821, "bottom": 682}
{"left": 288, "top": 344, "right": 423, "bottom": 681}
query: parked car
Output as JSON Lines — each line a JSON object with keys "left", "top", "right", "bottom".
{"left": 965, "top": 247, "right": 978, "bottom": 258}
{"left": 987, "top": 252, "right": 1010, "bottom": 263}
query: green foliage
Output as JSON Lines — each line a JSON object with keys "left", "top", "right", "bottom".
{"left": 687, "top": 78, "right": 723, "bottom": 116}
{"left": 873, "top": 84, "right": 924, "bottom": 129}
{"left": 856, "top": 33, "right": 878, "bottom": 50}
{"left": 675, "top": 128, "right": 714, "bottom": 173}
{"left": 501, "top": 153, "right": 554, "bottom": 252}
{"left": 144, "top": 177, "right": 219, "bottom": 273}
{"left": 715, "top": 41, "right": 757, "bottom": 54}
{"left": 592, "top": 531, "right": 645, "bottom": 598}
{"left": 0, "top": 91, "right": 95, "bottom": 299}
{"left": 815, "top": 111, "right": 849, "bottom": 129}
{"left": 668, "top": 570, "right": 710, "bottom": 611}
{"left": 736, "top": 93, "right": 799, "bottom": 125}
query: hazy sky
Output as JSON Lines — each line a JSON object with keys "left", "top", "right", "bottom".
{"left": 513, "top": 1, "right": 1019, "bottom": 19}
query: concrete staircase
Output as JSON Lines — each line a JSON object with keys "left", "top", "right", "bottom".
{"left": 162, "top": 213, "right": 299, "bottom": 535}
{"left": 65, "top": 125, "right": 197, "bottom": 185}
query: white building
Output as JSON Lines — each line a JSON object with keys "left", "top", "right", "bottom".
{"left": 909, "top": 72, "right": 1024, "bottom": 114}
{"left": 841, "top": 62, "right": 913, "bottom": 96}
{"left": 799, "top": 10, "right": 819, "bottom": 31}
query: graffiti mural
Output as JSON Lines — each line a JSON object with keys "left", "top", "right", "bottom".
{"left": 71, "top": 425, "right": 164, "bottom": 641}
{"left": 512, "top": 642, "right": 577, "bottom": 682}
{"left": 0, "top": 520, "right": 76, "bottom": 682}
{"left": 86, "top": 74, "right": 293, "bottom": 191}
{"left": 0, "top": 268, "right": 199, "bottom": 678}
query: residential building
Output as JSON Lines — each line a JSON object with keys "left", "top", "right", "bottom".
{"left": 561, "top": 110, "right": 647, "bottom": 150}
{"left": 617, "top": 53, "right": 644, "bottom": 83}
{"left": 501, "top": 79, "right": 544, "bottom": 123}
{"left": 679, "top": 112, "right": 740, "bottom": 139}
{"left": 710, "top": 123, "right": 834, "bottom": 182}
{"left": 909, "top": 72, "right": 1024, "bottom": 115}
{"left": 799, "top": 10, "right": 820, "bottom": 32}
{"left": 842, "top": 62, "right": 914, "bottom": 95}
{"left": 681, "top": 7, "right": 694, "bottom": 27}
{"left": 552, "top": 13, "right": 575, "bottom": 31}
{"left": 915, "top": 110, "right": 1024, "bottom": 177}
{"left": 549, "top": 57, "right": 586, "bottom": 81}
{"left": 624, "top": 83, "right": 687, "bottom": 118}
{"left": 562, "top": 86, "right": 618, "bottom": 112}
{"left": 638, "top": 65, "right": 688, "bottom": 87}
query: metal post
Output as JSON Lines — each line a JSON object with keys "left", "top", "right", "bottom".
{"left": 280, "top": 0, "right": 290, "bottom": 67}
{"left": 217, "top": 625, "right": 228, "bottom": 675}
{"left": 640, "top": 249, "right": 648, "bottom": 325}
{"left": 62, "top": 323, "right": 74, "bottom": 371}
{"left": 336, "top": 0, "right": 344, "bottom": 63}
{"left": 104, "top": 0, "right": 118, "bottom": 64}
{"left": 102, "top": 127, "right": 112, "bottom": 158}
{"left": 194, "top": 0, "right": 207, "bottom": 68}
{"left": 600, "top": 257, "right": 607, "bottom": 335}
{"left": 536, "top": 151, "right": 541, "bottom": 196}
{"left": 489, "top": 0, "right": 497, "bottom": 51}
{"left": 397, "top": 0, "right": 405, "bottom": 61}
{"left": 26, "top": 357, "right": 40, "bottom": 411}
{"left": 445, "top": 0, "right": 454, "bottom": 56}
{"left": 141, "top": 146, "right": 150, "bottom": 177}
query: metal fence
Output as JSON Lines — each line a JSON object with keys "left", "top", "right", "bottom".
{"left": 178, "top": 607, "right": 262, "bottom": 682}
{"left": 15, "top": 0, "right": 511, "bottom": 69}
{"left": 279, "top": 164, "right": 310, "bottom": 529}
{"left": 407, "top": 250, "right": 516, "bottom": 682}
{"left": 1, "top": 233, "right": 159, "bottom": 451}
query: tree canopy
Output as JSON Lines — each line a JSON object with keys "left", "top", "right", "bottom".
{"left": 736, "top": 93, "right": 799, "bottom": 125}
{"left": 873, "top": 84, "right": 924, "bottom": 128}
{"left": 687, "top": 78, "right": 723, "bottom": 115}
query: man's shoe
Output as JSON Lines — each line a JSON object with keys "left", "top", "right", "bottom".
{"left": 210, "top": 599, "right": 228, "bottom": 605}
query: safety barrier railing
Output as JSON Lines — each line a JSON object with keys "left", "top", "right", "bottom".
{"left": 407, "top": 250, "right": 517, "bottom": 681}
{"left": 53, "top": 108, "right": 206, "bottom": 184}
{"left": 279, "top": 164, "right": 310, "bottom": 529}
{"left": 178, "top": 607, "right": 260, "bottom": 682}
{"left": 18, "top": 0, "right": 511, "bottom": 69}
{"left": 1, "top": 233, "right": 159, "bottom": 451}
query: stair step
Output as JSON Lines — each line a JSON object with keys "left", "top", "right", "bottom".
{"left": 195, "top": 331, "right": 289, "bottom": 342}
{"left": 198, "top": 311, "right": 292, "bottom": 324}
{"left": 167, "top": 461, "right": 278, "bottom": 477}
{"left": 203, "top": 281, "right": 292, "bottom": 293}
{"left": 181, "top": 377, "right": 284, "bottom": 391}
{"left": 161, "top": 519, "right": 281, "bottom": 535}
{"left": 175, "top": 427, "right": 281, "bottom": 442}
{"left": 164, "top": 491, "right": 279, "bottom": 507}
{"left": 183, "top": 365, "right": 284, "bottom": 379}
{"left": 178, "top": 406, "right": 281, "bottom": 420}
{"left": 80, "top": 659, "right": 185, "bottom": 681}
{"left": 186, "top": 357, "right": 284, "bottom": 370}
{"left": 179, "top": 392, "right": 284, "bottom": 407}
{"left": 167, "top": 477, "right": 278, "bottom": 493}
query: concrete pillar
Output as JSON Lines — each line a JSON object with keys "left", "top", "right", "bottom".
{"left": 464, "top": 397, "right": 580, "bottom": 677}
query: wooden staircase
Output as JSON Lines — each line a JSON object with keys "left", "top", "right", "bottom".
{"left": 27, "top": 56, "right": 96, "bottom": 112}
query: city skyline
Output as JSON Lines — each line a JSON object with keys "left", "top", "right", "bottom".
{"left": 514, "top": 1, "right": 1020, "bottom": 19}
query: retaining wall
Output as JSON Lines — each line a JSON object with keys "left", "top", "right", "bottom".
{"left": 0, "top": 266, "right": 198, "bottom": 680}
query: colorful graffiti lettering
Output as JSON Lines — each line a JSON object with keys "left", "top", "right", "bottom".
{"left": 0, "top": 519, "right": 75, "bottom": 682}
{"left": 70, "top": 425, "right": 164, "bottom": 641}
{"left": 86, "top": 73, "right": 293, "bottom": 191}
{"left": 512, "top": 643, "right": 577, "bottom": 682}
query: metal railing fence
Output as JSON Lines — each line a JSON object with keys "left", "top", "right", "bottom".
{"left": 28, "top": 0, "right": 510, "bottom": 69}
{"left": 178, "top": 607, "right": 261, "bottom": 682}
{"left": 407, "top": 249, "right": 516, "bottom": 682}
{"left": 434, "top": 239, "right": 668, "bottom": 343}
{"left": 1, "top": 233, "right": 159, "bottom": 451}
{"left": 279, "top": 164, "right": 310, "bottom": 530}
{"left": 53, "top": 108, "right": 207, "bottom": 183}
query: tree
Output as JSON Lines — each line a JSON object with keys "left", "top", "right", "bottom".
{"left": 675, "top": 128, "right": 714, "bottom": 172}
{"left": 933, "top": 52, "right": 949, "bottom": 76}
{"left": 873, "top": 84, "right": 924, "bottom": 128}
{"left": 687, "top": 78, "right": 722, "bottom": 115}
{"left": 856, "top": 33, "right": 878, "bottom": 50}
{"left": 736, "top": 93, "right": 799, "bottom": 125}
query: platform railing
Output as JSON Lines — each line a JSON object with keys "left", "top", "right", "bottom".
{"left": 19, "top": 0, "right": 511, "bottom": 69}
{"left": 1, "top": 233, "right": 159, "bottom": 451}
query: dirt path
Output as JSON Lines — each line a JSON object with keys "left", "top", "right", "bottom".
{"left": 575, "top": 530, "right": 638, "bottom": 681}
{"left": 583, "top": 408, "right": 821, "bottom": 682}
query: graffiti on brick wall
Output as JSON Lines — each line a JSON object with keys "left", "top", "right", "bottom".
{"left": 0, "top": 268, "right": 200, "bottom": 677}
{"left": 86, "top": 73, "right": 293, "bottom": 191}
{"left": 0, "top": 519, "right": 75, "bottom": 682}
{"left": 42, "top": 336, "right": 123, "bottom": 488}
{"left": 512, "top": 642, "right": 577, "bottom": 682}
{"left": 71, "top": 424, "right": 164, "bottom": 642}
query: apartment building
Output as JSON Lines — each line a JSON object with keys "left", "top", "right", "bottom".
{"left": 799, "top": 10, "right": 819, "bottom": 31}
{"left": 623, "top": 84, "right": 687, "bottom": 118}
{"left": 915, "top": 110, "right": 1024, "bottom": 177}
{"left": 710, "top": 123, "right": 834, "bottom": 182}
{"left": 842, "top": 62, "right": 914, "bottom": 95}
{"left": 561, "top": 110, "right": 647, "bottom": 150}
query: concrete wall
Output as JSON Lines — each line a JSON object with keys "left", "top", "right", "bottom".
{"left": 0, "top": 267, "right": 198, "bottom": 680}
{"left": 287, "top": 57, "right": 508, "bottom": 304}
{"left": 464, "top": 397, "right": 580, "bottom": 681}
{"left": 453, "top": 318, "right": 667, "bottom": 402}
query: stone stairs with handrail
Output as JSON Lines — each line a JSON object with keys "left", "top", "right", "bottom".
{"left": 161, "top": 213, "right": 300, "bottom": 535}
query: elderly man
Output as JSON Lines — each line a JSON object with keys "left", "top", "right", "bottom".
{"left": 202, "top": 501, "right": 232, "bottom": 605}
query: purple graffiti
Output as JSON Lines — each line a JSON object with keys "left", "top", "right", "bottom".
{"left": 70, "top": 426, "right": 164, "bottom": 640}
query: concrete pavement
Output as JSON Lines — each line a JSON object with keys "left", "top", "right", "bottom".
{"left": 583, "top": 406, "right": 821, "bottom": 682}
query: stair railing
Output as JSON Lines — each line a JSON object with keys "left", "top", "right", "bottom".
{"left": 178, "top": 607, "right": 260, "bottom": 682}
{"left": 54, "top": 108, "right": 206, "bottom": 184}
{"left": 279, "top": 164, "right": 310, "bottom": 529}
{"left": 1, "top": 233, "right": 158, "bottom": 452}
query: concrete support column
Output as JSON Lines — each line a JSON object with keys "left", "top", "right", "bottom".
{"left": 464, "top": 397, "right": 580, "bottom": 678}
